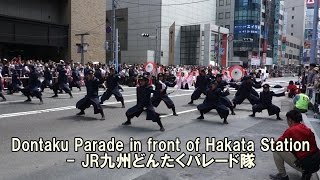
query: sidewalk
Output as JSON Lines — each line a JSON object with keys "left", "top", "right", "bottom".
{"left": 302, "top": 112, "right": 320, "bottom": 180}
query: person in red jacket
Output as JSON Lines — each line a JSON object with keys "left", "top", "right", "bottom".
{"left": 269, "top": 110, "right": 320, "bottom": 180}
{"left": 287, "top": 81, "right": 298, "bottom": 98}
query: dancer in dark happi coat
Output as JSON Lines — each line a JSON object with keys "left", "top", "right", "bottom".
{"left": 215, "top": 74, "right": 235, "bottom": 115}
{"left": 0, "top": 75, "right": 6, "bottom": 101}
{"left": 188, "top": 69, "right": 210, "bottom": 104}
{"left": 249, "top": 84, "right": 285, "bottom": 120}
{"left": 40, "top": 66, "right": 52, "bottom": 92}
{"left": 76, "top": 70, "right": 105, "bottom": 120}
{"left": 123, "top": 75, "right": 165, "bottom": 132}
{"left": 52, "top": 66, "right": 73, "bottom": 98}
{"left": 232, "top": 75, "right": 260, "bottom": 108}
{"left": 21, "top": 65, "right": 43, "bottom": 104}
{"left": 69, "top": 67, "right": 81, "bottom": 91}
{"left": 100, "top": 68, "right": 125, "bottom": 108}
{"left": 8, "top": 70, "right": 22, "bottom": 94}
{"left": 151, "top": 73, "right": 178, "bottom": 116}
{"left": 197, "top": 82, "right": 230, "bottom": 124}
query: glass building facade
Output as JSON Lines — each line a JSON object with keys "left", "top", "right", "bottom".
{"left": 233, "top": 0, "right": 261, "bottom": 58}
{"left": 180, "top": 25, "right": 201, "bottom": 65}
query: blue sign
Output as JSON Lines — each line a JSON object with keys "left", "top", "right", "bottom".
{"left": 234, "top": 24, "right": 260, "bottom": 34}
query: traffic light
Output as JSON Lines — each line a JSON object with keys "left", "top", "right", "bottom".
{"left": 141, "top": 33, "right": 150, "bottom": 37}
{"left": 243, "top": 38, "right": 253, "bottom": 42}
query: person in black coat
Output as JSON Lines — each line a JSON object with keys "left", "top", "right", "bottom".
{"left": 216, "top": 74, "right": 235, "bottom": 115}
{"left": 52, "top": 66, "right": 73, "bottom": 98}
{"left": 0, "top": 75, "right": 6, "bottom": 101}
{"left": 8, "top": 70, "right": 22, "bottom": 94}
{"left": 151, "top": 73, "right": 177, "bottom": 116}
{"left": 76, "top": 70, "right": 105, "bottom": 120}
{"left": 188, "top": 69, "right": 210, "bottom": 104}
{"left": 21, "top": 65, "right": 43, "bottom": 104}
{"left": 69, "top": 67, "right": 81, "bottom": 91}
{"left": 100, "top": 68, "right": 125, "bottom": 108}
{"left": 232, "top": 75, "right": 260, "bottom": 108}
{"left": 123, "top": 75, "right": 165, "bottom": 132}
{"left": 197, "top": 82, "right": 230, "bottom": 124}
{"left": 249, "top": 84, "right": 285, "bottom": 120}
{"left": 40, "top": 66, "right": 52, "bottom": 92}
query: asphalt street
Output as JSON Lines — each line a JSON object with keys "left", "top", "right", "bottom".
{"left": 0, "top": 76, "right": 317, "bottom": 180}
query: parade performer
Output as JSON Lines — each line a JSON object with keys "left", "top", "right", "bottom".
{"left": 40, "top": 66, "right": 52, "bottom": 92}
{"left": 21, "top": 65, "right": 43, "bottom": 104}
{"left": 0, "top": 75, "right": 6, "bottom": 101}
{"left": 8, "top": 69, "right": 22, "bottom": 94}
{"left": 197, "top": 82, "right": 230, "bottom": 124}
{"left": 100, "top": 68, "right": 125, "bottom": 108}
{"left": 250, "top": 84, "right": 285, "bottom": 120}
{"left": 69, "top": 67, "right": 81, "bottom": 91}
{"left": 52, "top": 66, "right": 73, "bottom": 98}
{"left": 76, "top": 70, "right": 105, "bottom": 120}
{"left": 216, "top": 74, "right": 235, "bottom": 115}
{"left": 151, "top": 73, "right": 178, "bottom": 116}
{"left": 123, "top": 75, "right": 165, "bottom": 132}
{"left": 232, "top": 75, "right": 260, "bottom": 108}
{"left": 188, "top": 69, "right": 210, "bottom": 104}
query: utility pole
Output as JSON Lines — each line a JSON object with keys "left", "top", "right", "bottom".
{"left": 115, "top": 29, "right": 119, "bottom": 72}
{"left": 155, "top": 26, "right": 158, "bottom": 64}
{"left": 112, "top": 0, "right": 117, "bottom": 69}
{"left": 310, "top": 0, "right": 319, "bottom": 64}
{"left": 75, "top": 33, "right": 90, "bottom": 65}
{"left": 217, "top": 26, "right": 221, "bottom": 67}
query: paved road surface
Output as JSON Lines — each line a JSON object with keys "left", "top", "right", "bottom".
{"left": 0, "top": 77, "right": 317, "bottom": 180}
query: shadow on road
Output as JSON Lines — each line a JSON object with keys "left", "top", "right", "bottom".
{"left": 109, "top": 125, "right": 159, "bottom": 133}
{"left": 56, "top": 115, "right": 100, "bottom": 121}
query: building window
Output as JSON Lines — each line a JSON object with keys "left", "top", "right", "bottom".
{"left": 291, "top": 33, "right": 293, "bottom": 36}
{"left": 292, "top": 16, "right": 294, "bottom": 19}
{"left": 219, "top": 13, "right": 224, "bottom": 19}
{"left": 219, "top": 0, "right": 224, "bottom": 6}
{"left": 292, "top": 7, "right": 295, "bottom": 11}
{"left": 225, "top": 25, "right": 230, "bottom": 29}
{"left": 226, "top": 0, "right": 231, "bottom": 5}
{"left": 291, "top": 24, "right": 294, "bottom": 28}
{"left": 225, "top": 12, "right": 231, "bottom": 19}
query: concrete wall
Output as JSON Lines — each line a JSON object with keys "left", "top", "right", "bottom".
{"left": 0, "top": 0, "right": 68, "bottom": 25}
{"left": 69, "top": 0, "right": 106, "bottom": 63}
{"left": 161, "top": 0, "right": 216, "bottom": 65}
{"left": 216, "top": 0, "right": 234, "bottom": 64}
{"left": 284, "top": 0, "right": 306, "bottom": 41}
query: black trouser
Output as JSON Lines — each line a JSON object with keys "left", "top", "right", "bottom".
{"left": 53, "top": 83, "right": 71, "bottom": 95}
{"left": 252, "top": 103, "right": 280, "bottom": 116}
{"left": 151, "top": 94, "right": 175, "bottom": 109}
{"left": 76, "top": 96, "right": 103, "bottom": 114}
{"left": 126, "top": 104, "right": 160, "bottom": 122}
{"left": 101, "top": 88, "right": 124, "bottom": 103}
{"left": 191, "top": 88, "right": 206, "bottom": 101}
{"left": 197, "top": 102, "right": 229, "bottom": 119}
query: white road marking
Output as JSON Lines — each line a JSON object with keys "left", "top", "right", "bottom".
{"left": 160, "top": 109, "right": 198, "bottom": 118}
{"left": 0, "top": 91, "right": 136, "bottom": 105}
{"left": 0, "top": 93, "right": 192, "bottom": 119}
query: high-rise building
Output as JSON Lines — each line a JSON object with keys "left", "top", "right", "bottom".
{"left": 106, "top": 0, "right": 224, "bottom": 66}
{"left": 284, "top": 0, "right": 306, "bottom": 41}
{"left": 0, "top": 0, "right": 106, "bottom": 63}
{"left": 303, "top": 1, "right": 320, "bottom": 64}
{"left": 216, "top": 0, "right": 285, "bottom": 68}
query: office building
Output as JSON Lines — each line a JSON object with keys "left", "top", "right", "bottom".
{"left": 106, "top": 0, "right": 225, "bottom": 66}
{"left": 0, "top": 0, "right": 106, "bottom": 63}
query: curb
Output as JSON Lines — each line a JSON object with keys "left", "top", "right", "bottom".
{"left": 302, "top": 113, "right": 320, "bottom": 180}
